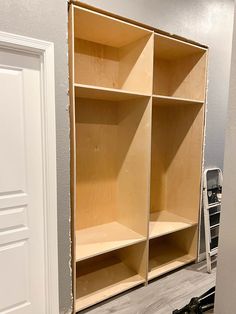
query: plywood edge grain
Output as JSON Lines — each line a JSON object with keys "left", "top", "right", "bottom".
{"left": 74, "top": 83, "right": 151, "bottom": 101}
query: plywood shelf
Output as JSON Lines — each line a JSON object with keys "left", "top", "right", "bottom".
{"left": 76, "top": 253, "right": 145, "bottom": 311}
{"left": 149, "top": 211, "right": 197, "bottom": 239}
{"left": 75, "top": 83, "right": 151, "bottom": 101}
{"left": 152, "top": 94, "right": 204, "bottom": 106}
{"left": 154, "top": 33, "right": 207, "bottom": 60}
{"left": 74, "top": 6, "right": 152, "bottom": 48}
{"left": 76, "top": 221, "right": 146, "bottom": 261}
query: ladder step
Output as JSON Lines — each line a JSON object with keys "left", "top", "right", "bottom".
{"left": 210, "top": 223, "right": 220, "bottom": 229}
{"left": 210, "top": 211, "right": 220, "bottom": 217}
{"left": 208, "top": 202, "right": 221, "bottom": 209}
{"left": 210, "top": 248, "right": 218, "bottom": 256}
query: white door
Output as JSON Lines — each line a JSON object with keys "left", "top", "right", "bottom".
{"left": 0, "top": 37, "right": 58, "bottom": 314}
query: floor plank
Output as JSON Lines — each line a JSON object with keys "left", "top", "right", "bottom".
{"left": 79, "top": 261, "right": 216, "bottom": 314}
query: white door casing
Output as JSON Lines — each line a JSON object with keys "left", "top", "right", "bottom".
{"left": 0, "top": 32, "right": 58, "bottom": 314}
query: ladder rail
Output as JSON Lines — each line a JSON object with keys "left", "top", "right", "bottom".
{"left": 203, "top": 167, "right": 222, "bottom": 273}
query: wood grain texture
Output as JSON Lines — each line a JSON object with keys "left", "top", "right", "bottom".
{"left": 154, "top": 33, "right": 207, "bottom": 60}
{"left": 153, "top": 33, "right": 207, "bottom": 100}
{"left": 71, "top": 4, "right": 208, "bottom": 311}
{"left": 75, "top": 98, "right": 117, "bottom": 230}
{"left": 75, "top": 84, "right": 151, "bottom": 101}
{"left": 153, "top": 94, "right": 204, "bottom": 106}
{"left": 76, "top": 249, "right": 145, "bottom": 311}
{"left": 75, "top": 96, "right": 151, "bottom": 236}
{"left": 74, "top": 35, "right": 153, "bottom": 94}
{"left": 118, "top": 34, "right": 154, "bottom": 94}
{"left": 150, "top": 102, "right": 204, "bottom": 223}
{"left": 149, "top": 211, "right": 197, "bottom": 239}
{"left": 74, "top": 6, "right": 152, "bottom": 48}
{"left": 148, "top": 227, "right": 197, "bottom": 280}
{"left": 68, "top": 6, "right": 77, "bottom": 313}
{"left": 116, "top": 97, "right": 152, "bottom": 236}
{"left": 76, "top": 222, "right": 145, "bottom": 261}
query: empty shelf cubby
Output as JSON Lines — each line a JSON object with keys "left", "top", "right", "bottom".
{"left": 153, "top": 33, "right": 207, "bottom": 101}
{"left": 75, "top": 93, "right": 151, "bottom": 261}
{"left": 148, "top": 227, "right": 197, "bottom": 280}
{"left": 73, "top": 6, "right": 154, "bottom": 94}
{"left": 150, "top": 100, "right": 204, "bottom": 238}
{"left": 76, "top": 243, "right": 147, "bottom": 311}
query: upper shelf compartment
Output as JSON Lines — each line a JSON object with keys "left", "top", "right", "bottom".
{"left": 73, "top": 6, "right": 153, "bottom": 94}
{"left": 153, "top": 33, "right": 207, "bottom": 101}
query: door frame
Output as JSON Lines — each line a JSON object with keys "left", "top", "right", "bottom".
{"left": 0, "top": 31, "right": 59, "bottom": 313}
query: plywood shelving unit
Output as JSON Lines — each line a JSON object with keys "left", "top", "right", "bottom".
{"left": 69, "top": 2, "right": 208, "bottom": 312}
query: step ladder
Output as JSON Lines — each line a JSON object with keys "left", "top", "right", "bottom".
{"left": 203, "top": 168, "right": 223, "bottom": 273}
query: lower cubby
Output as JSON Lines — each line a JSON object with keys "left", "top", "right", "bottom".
{"left": 76, "top": 242, "right": 147, "bottom": 311}
{"left": 148, "top": 227, "right": 197, "bottom": 280}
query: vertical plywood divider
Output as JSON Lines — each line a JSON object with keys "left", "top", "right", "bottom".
{"left": 119, "top": 34, "right": 154, "bottom": 94}
{"left": 70, "top": 3, "right": 207, "bottom": 311}
{"left": 118, "top": 242, "right": 148, "bottom": 280}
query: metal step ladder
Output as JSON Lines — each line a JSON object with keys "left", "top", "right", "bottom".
{"left": 203, "top": 168, "right": 223, "bottom": 273}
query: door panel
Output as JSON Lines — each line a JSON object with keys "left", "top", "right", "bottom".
{"left": 0, "top": 49, "right": 46, "bottom": 313}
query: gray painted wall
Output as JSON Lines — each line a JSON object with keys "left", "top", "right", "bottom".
{"left": 0, "top": 1, "right": 234, "bottom": 313}
{"left": 0, "top": 1, "right": 72, "bottom": 313}
{"left": 215, "top": 7, "right": 236, "bottom": 313}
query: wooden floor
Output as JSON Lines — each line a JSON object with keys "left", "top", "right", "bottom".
{"left": 80, "top": 261, "right": 216, "bottom": 314}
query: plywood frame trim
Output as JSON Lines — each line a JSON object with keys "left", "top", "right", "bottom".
{"left": 197, "top": 49, "right": 209, "bottom": 261}
{"left": 70, "top": 1, "right": 208, "bottom": 50}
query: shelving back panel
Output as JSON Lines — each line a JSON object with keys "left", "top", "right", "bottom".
{"left": 75, "top": 96, "right": 151, "bottom": 236}
{"left": 150, "top": 102, "right": 205, "bottom": 222}
{"left": 153, "top": 34, "right": 207, "bottom": 100}
{"left": 74, "top": 6, "right": 154, "bottom": 94}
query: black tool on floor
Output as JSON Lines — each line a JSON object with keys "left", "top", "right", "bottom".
{"left": 172, "top": 286, "right": 215, "bottom": 314}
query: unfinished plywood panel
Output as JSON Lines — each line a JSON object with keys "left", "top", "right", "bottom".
{"left": 149, "top": 211, "right": 197, "bottom": 239}
{"left": 153, "top": 33, "right": 207, "bottom": 100}
{"left": 76, "top": 222, "right": 145, "bottom": 261}
{"left": 76, "top": 244, "right": 146, "bottom": 311}
{"left": 153, "top": 95, "right": 204, "bottom": 106}
{"left": 74, "top": 7, "right": 154, "bottom": 94}
{"left": 148, "top": 227, "right": 197, "bottom": 280}
{"left": 74, "top": 6, "right": 152, "bottom": 48}
{"left": 75, "top": 96, "right": 151, "bottom": 259}
{"left": 75, "top": 97, "right": 117, "bottom": 230}
{"left": 75, "top": 84, "right": 150, "bottom": 102}
{"left": 150, "top": 102, "right": 204, "bottom": 224}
